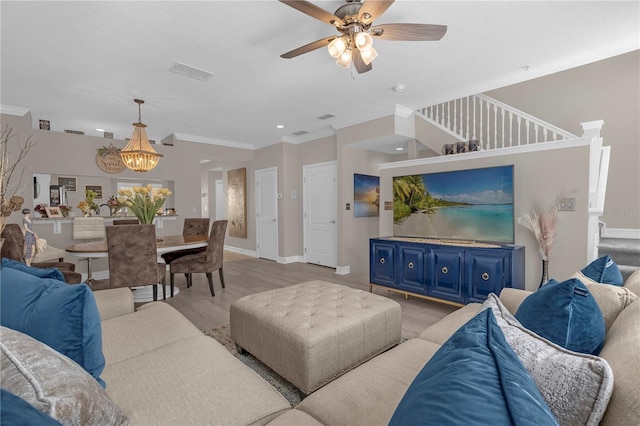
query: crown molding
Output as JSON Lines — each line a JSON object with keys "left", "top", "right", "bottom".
{"left": 0, "top": 104, "right": 30, "bottom": 116}
{"left": 173, "top": 132, "right": 255, "bottom": 150}
{"left": 395, "top": 104, "right": 415, "bottom": 118}
{"left": 330, "top": 104, "right": 397, "bottom": 130}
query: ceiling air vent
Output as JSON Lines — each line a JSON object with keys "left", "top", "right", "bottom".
{"left": 64, "top": 129, "right": 85, "bottom": 135}
{"left": 292, "top": 130, "right": 309, "bottom": 136}
{"left": 169, "top": 62, "right": 214, "bottom": 82}
{"left": 316, "top": 113, "right": 336, "bottom": 120}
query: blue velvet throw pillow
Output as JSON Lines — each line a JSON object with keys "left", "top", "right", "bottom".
{"left": 1, "top": 388, "right": 63, "bottom": 426}
{"left": 389, "top": 310, "right": 558, "bottom": 426}
{"left": 0, "top": 268, "right": 106, "bottom": 388}
{"left": 515, "top": 278, "right": 605, "bottom": 355}
{"left": 1, "top": 257, "right": 65, "bottom": 282}
{"left": 579, "top": 255, "right": 624, "bottom": 286}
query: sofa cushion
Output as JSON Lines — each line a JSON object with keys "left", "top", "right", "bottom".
{"left": 515, "top": 278, "right": 605, "bottom": 355}
{"left": 0, "top": 326, "right": 127, "bottom": 426}
{"left": 599, "top": 300, "right": 640, "bottom": 426}
{"left": 483, "top": 294, "right": 614, "bottom": 426}
{"left": 0, "top": 267, "right": 106, "bottom": 387}
{"left": 102, "top": 335, "right": 290, "bottom": 425}
{"left": 389, "top": 310, "right": 557, "bottom": 426}
{"left": 293, "top": 338, "right": 441, "bottom": 426}
{"left": 1, "top": 257, "right": 65, "bottom": 281}
{"left": 575, "top": 255, "right": 623, "bottom": 286}
{"left": 0, "top": 388, "right": 62, "bottom": 426}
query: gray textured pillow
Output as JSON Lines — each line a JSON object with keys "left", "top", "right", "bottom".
{"left": 0, "top": 326, "right": 128, "bottom": 426}
{"left": 482, "top": 294, "right": 614, "bottom": 426}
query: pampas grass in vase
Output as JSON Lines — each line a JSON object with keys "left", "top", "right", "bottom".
{"left": 518, "top": 196, "right": 560, "bottom": 287}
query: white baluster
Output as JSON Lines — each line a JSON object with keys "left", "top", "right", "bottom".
{"left": 479, "top": 98, "right": 484, "bottom": 148}
{"left": 447, "top": 101, "right": 451, "bottom": 131}
{"left": 486, "top": 100, "right": 491, "bottom": 149}
{"left": 517, "top": 116, "right": 522, "bottom": 146}
{"left": 525, "top": 120, "right": 531, "bottom": 145}
{"left": 543, "top": 128, "right": 548, "bottom": 142}
{"left": 501, "top": 108, "right": 505, "bottom": 148}
{"left": 534, "top": 123, "right": 539, "bottom": 144}
{"left": 454, "top": 99, "right": 458, "bottom": 136}
{"left": 466, "top": 97, "right": 470, "bottom": 141}
{"left": 509, "top": 112, "right": 514, "bottom": 146}
{"left": 493, "top": 104, "right": 498, "bottom": 149}
{"left": 472, "top": 97, "right": 477, "bottom": 140}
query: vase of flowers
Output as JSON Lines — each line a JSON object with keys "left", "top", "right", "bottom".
{"left": 117, "top": 185, "right": 171, "bottom": 224}
{"left": 77, "top": 189, "right": 100, "bottom": 216}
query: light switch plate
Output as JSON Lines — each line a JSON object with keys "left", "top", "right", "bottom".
{"left": 558, "top": 198, "right": 576, "bottom": 211}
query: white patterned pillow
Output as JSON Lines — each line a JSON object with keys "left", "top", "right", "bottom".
{"left": 482, "top": 294, "right": 614, "bottom": 426}
{"left": 0, "top": 326, "right": 128, "bottom": 426}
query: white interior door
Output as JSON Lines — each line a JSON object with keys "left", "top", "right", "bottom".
{"left": 303, "top": 162, "right": 337, "bottom": 268}
{"left": 255, "top": 167, "right": 278, "bottom": 261}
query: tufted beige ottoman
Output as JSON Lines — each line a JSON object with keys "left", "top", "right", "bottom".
{"left": 230, "top": 280, "right": 401, "bottom": 394}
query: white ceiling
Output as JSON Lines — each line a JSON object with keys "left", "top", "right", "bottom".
{"left": 1, "top": 1, "right": 638, "bottom": 155}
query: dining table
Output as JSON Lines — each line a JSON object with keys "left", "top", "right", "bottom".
{"left": 65, "top": 234, "right": 208, "bottom": 302}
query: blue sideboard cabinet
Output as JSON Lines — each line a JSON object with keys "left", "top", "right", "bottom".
{"left": 369, "top": 237, "right": 525, "bottom": 306}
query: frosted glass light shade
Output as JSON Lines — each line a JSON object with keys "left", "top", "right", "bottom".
{"left": 327, "top": 37, "right": 348, "bottom": 58}
{"left": 354, "top": 32, "right": 373, "bottom": 51}
{"left": 360, "top": 46, "right": 378, "bottom": 65}
{"left": 336, "top": 48, "right": 353, "bottom": 68}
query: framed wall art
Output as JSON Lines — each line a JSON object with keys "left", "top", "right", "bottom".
{"left": 354, "top": 173, "right": 380, "bottom": 217}
{"left": 44, "top": 206, "right": 64, "bottom": 218}
{"left": 227, "top": 167, "right": 247, "bottom": 238}
{"left": 57, "top": 176, "right": 77, "bottom": 192}
{"left": 85, "top": 185, "right": 103, "bottom": 199}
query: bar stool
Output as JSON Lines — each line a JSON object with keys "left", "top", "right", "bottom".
{"left": 72, "top": 217, "right": 105, "bottom": 284}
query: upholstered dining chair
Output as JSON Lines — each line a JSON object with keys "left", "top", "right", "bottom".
{"left": 160, "top": 218, "right": 210, "bottom": 264}
{"left": 112, "top": 219, "right": 140, "bottom": 225}
{"left": 72, "top": 217, "right": 105, "bottom": 284}
{"left": 0, "top": 223, "right": 81, "bottom": 284}
{"left": 169, "top": 219, "right": 227, "bottom": 297}
{"left": 105, "top": 224, "right": 167, "bottom": 301}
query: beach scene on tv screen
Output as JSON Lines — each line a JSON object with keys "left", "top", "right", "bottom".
{"left": 393, "top": 165, "right": 514, "bottom": 243}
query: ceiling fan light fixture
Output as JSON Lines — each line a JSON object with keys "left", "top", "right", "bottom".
{"left": 360, "top": 46, "right": 378, "bottom": 65}
{"left": 336, "top": 47, "right": 353, "bottom": 68}
{"left": 327, "top": 36, "right": 348, "bottom": 58}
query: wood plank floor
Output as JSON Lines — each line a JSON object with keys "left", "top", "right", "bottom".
{"left": 158, "top": 254, "right": 458, "bottom": 339}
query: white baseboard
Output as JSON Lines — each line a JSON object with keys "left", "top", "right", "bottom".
{"left": 335, "top": 265, "right": 350, "bottom": 275}
{"left": 601, "top": 227, "right": 640, "bottom": 239}
{"left": 278, "top": 255, "right": 306, "bottom": 264}
{"left": 224, "top": 245, "right": 258, "bottom": 257}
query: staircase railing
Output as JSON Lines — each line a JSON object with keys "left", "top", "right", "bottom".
{"left": 416, "top": 94, "right": 577, "bottom": 150}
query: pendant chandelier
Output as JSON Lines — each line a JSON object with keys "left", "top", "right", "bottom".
{"left": 120, "top": 99, "right": 163, "bottom": 172}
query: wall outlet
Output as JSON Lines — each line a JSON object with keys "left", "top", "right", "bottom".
{"left": 558, "top": 198, "right": 576, "bottom": 211}
{"left": 346, "top": 203, "right": 351, "bottom": 211}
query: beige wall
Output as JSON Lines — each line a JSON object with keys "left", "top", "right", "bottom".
{"left": 487, "top": 50, "right": 640, "bottom": 230}
{"left": 379, "top": 141, "right": 593, "bottom": 291}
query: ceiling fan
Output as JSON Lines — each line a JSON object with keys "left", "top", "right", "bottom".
{"left": 279, "top": 0, "right": 447, "bottom": 74}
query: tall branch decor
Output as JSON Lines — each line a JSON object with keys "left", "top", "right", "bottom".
{"left": 518, "top": 196, "right": 560, "bottom": 286}
{"left": 1, "top": 126, "right": 35, "bottom": 234}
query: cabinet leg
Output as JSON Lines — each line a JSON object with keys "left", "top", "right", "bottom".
{"left": 368, "top": 284, "right": 372, "bottom": 293}
{"left": 404, "top": 293, "right": 409, "bottom": 300}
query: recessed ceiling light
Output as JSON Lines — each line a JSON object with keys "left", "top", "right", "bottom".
{"left": 521, "top": 65, "right": 532, "bottom": 71}
{"left": 96, "top": 128, "right": 105, "bottom": 132}
{"left": 276, "top": 125, "right": 284, "bottom": 129}
{"left": 395, "top": 147, "right": 404, "bottom": 151}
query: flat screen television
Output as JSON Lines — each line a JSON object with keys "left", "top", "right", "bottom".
{"left": 393, "top": 165, "right": 514, "bottom": 244}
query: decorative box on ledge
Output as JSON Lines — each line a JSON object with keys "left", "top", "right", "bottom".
{"left": 369, "top": 237, "right": 525, "bottom": 306}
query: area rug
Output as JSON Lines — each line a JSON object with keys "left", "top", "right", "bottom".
{"left": 204, "top": 324, "right": 305, "bottom": 407}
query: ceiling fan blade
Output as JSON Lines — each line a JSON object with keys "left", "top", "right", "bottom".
{"left": 353, "top": 49, "right": 373, "bottom": 74}
{"left": 279, "top": 0, "right": 345, "bottom": 26}
{"left": 281, "top": 35, "right": 337, "bottom": 59}
{"left": 359, "top": 0, "right": 395, "bottom": 25}
{"left": 371, "top": 23, "right": 447, "bottom": 41}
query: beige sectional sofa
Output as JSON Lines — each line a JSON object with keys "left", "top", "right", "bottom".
{"left": 93, "top": 270, "right": 640, "bottom": 425}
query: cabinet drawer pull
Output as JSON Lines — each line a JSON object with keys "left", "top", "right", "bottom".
{"left": 408, "top": 262, "right": 414, "bottom": 269}
{"left": 441, "top": 266, "right": 448, "bottom": 274}
{"left": 482, "top": 272, "right": 490, "bottom": 281}
{"left": 379, "top": 258, "right": 385, "bottom": 264}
